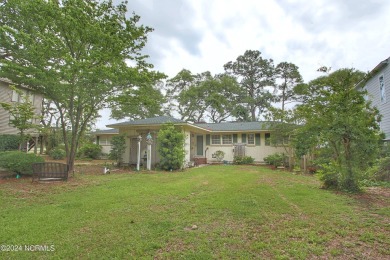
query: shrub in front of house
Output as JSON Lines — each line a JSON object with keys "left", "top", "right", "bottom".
{"left": 109, "top": 134, "right": 126, "bottom": 165}
{"left": 49, "top": 147, "right": 66, "bottom": 160}
{"left": 0, "top": 135, "right": 20, "bottom": 151}
{"left": 0, "top": 151, "right": 45, "bottom": 175}
{"left": 214, "top": 150, "right": 225, "bottom": 162}
{"left": 158, "top": 123, "right": 185, "bottom": 171}
{"left": 233, "top": 156, "right": 254, "bottom": 165}
{"left": 77, "top": 143, "right": 102, "bottom": 159}
{"left": 263, "top": 152, "right": 286, "bottom": 167}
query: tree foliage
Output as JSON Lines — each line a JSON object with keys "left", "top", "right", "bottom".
{"left": 109, "top": 72, "right": 166, "bottom": 120}
{"left": 296, "top": 68, "right": 382, "bottom": 191}
{"left": 0, "top": 0, "right": 156, "bottom": 172}
{"left": 157, "top": 123, "right": 185, "bottom": 170}
{"left": 275, "top": 62, "right": 303, "bottom": 112}
{"left": 109, "top": 134, "right": 126, "bottom": 165}
{"left": 166, "top": 70, "right": 241, "bottom": 122}
{"left": 224, "top": 50, "right": 274, "bottom": 121}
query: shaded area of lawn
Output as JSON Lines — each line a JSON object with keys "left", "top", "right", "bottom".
{"left": 1, "top": 165, "right": 389, "bottom": 259}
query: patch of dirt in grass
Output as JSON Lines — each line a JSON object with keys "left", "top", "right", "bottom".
{"left": 353, "top": 187, "right": 390, "bottom": 209}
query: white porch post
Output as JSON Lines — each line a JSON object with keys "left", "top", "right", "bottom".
{"left": 137, "top": 135, "right": 142, "bottom": 171}
{"left": 146, "top": 132, "right": 153, "bottom": 171}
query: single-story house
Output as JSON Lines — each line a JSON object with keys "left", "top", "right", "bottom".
{"left": 99, "top": 116, "right": 284, "bottom": 167}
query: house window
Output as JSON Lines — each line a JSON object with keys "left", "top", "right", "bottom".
{"left": 247, "top": 134, "right": 255, "bottom": 145}
{"left": 222, "top": 134, "right": 232, "bottom": 144}
{"left": 11, "top": 90, "right": 19, "bottom": 102}
{"left": 265, "top": 133, "right": 271, "bottom": 146}
{"left": 380, "top": 75, "right": 386, "bottom": 103}
{"left": 211, "top": 135, "right": 221, "bottom": 145}
{"left": 102, "top": 138, "right": 111, "bottom": 145}
{"left": 11, "top": 89, "right": 34, "bottom": 103}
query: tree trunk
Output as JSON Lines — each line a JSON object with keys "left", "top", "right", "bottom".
{"left": 343, "top": 137, "right": 358, "bottom": 191}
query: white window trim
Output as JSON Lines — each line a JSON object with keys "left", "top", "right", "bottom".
{"left": 222, "top": 134, "right": 233, "bottom": 145}
{"left": 211, "top": 134, "right": 221, "bottom": 145}
{"left": 247, "top": 133, "right": 255, "bottom": 145}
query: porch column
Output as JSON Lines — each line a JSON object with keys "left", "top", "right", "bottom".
{"left": 137, "top": 135, "right": 142, "bottom": 171}
{"left": 146, "top": 132, "right": 153, "bottom": 171}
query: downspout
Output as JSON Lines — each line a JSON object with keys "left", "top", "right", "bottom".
{"left": 204, "top": 147, "right": 209, "bottom": 158}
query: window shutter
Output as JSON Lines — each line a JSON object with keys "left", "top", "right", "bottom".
{"left": 242, "top": 134, "right": 247, "bottom": 143}
{"left": 255, "top": 133, "right": 261, "bottom": 146}
{"left": 96, "top": 136, "right": 100, "bottom": 145}
{"left": 206, "top": 134, "right": 210, "bottom": 145}
{"left": 233, "top": 134, "right": 238, "bottom": 143}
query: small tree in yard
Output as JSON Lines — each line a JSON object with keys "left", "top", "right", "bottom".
{"left": 109, "top": 134, "right": 126, "bottom": 166}
{"left": 0, "top": 87, "right": 38, "bottom": 150}
{"left": 157, "top": 123, "right": 185, "bottom": 171}
{"left": 296, "top": 68, "right": 382, "bottom": 192}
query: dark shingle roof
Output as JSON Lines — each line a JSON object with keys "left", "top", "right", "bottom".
{"left": 91, "top": 129, "right": 119, "bottom": 135}
{"left": 195, "top": 121, "right": 271, "bottom": 132}
{"left": 107, "top": 116, "right": 185, "bottom": 128}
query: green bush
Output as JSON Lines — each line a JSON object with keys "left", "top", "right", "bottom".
{"left": 233, "top": 156, "right": 254, "bottom": 165}
{"left": 364, "top": 157, "right": 390, "bottom": 182}
{"left": 0, "top": 135, "right": 20, "bottom": 151}
{"left": 157, "top": 123, "right": 185, "bottom": 171}
{"left": 109, "top": 134, "right": 126, "bottom": 165}
{"left": 49, "top": 147, "right": 66, "bottom": 160}
{"left": 0, "top": 151, "right": 45, "bottom": 175}
{"left": 317, "top": 163, "right": 340, "bottom": 189}
{"left": 263, "top": 152, "right": 286, "bottom": 166}
{"left": 78, "top": 143, "right": 102, "bottom": 159}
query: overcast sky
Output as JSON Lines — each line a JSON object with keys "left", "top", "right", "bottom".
{"left": 96, "top": 0, "right": 390, "bottom": 129}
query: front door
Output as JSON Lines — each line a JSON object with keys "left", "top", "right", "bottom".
{"left": 196, "top": 135, "right": 203, "bottom": 156}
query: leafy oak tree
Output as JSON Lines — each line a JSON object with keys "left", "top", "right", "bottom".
{"left": 224, "top": 50, "right": 275, "bottom": 121}
{"left": 109, "top": 72, "right": 166, "bottom": 120}
{"left": 203, "top": 74, "right": 242, "bottom": 123}
{"left": 166, "top": 70, "right": 241, "bottom": 123}
{"left": 166, "top": 70, "right": 211, "bottom": 122}
{"left": 296, "top": 68, "right": 382, "bottom": 191}
{"left": 0, "top": 0, "right": 157, "bottom": 172}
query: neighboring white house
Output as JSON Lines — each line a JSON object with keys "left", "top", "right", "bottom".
{"left": 357, "top": 56, "right": 390, "bottom": 139}
{"left": 103, "top": 116, "right": 285, "bottom": 167}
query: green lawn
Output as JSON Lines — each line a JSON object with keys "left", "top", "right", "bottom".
{"left": 1, "top": 165, "right": 389, "bottom": 259}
